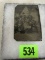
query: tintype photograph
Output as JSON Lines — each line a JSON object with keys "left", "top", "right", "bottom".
{"left": 14, "top": 5, "right": 42, "bottom": 41}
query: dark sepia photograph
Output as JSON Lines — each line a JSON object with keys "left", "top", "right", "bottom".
{"left": 14, "top": 5, "right": 42, "bottom": 41}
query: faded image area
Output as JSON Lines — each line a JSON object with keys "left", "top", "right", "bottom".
{"left": 14, "top": 5, "right": 42, "bottom": 41}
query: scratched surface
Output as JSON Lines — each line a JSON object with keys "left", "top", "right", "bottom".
{"left": 14, "top": 5, "right": 42, "bottom": 41}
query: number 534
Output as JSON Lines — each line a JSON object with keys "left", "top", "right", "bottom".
{"left": 23, "top": 47, "right": 35, "bottom": 55}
